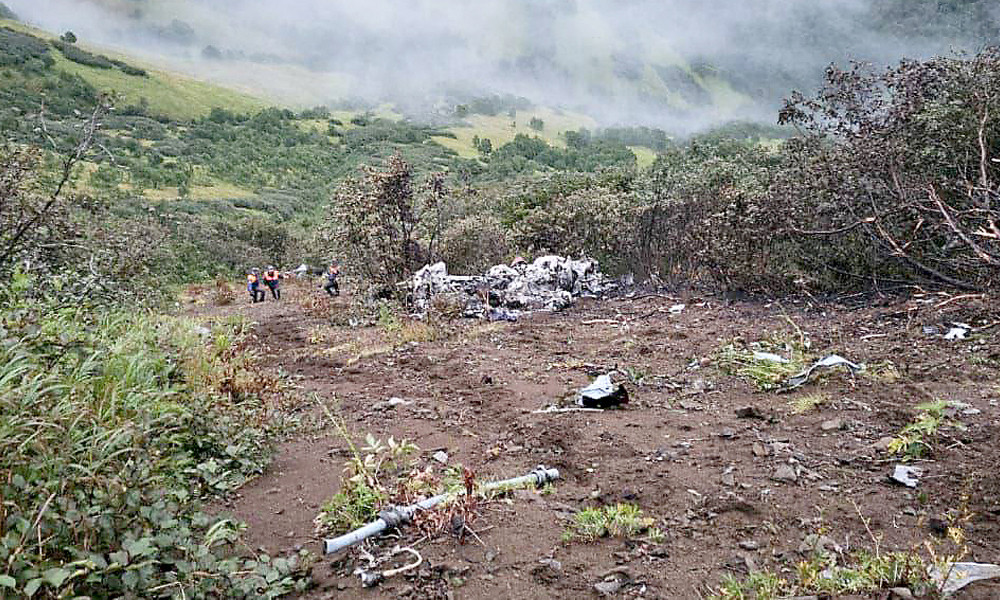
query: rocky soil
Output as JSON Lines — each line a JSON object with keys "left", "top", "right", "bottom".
{"left": 190, "top": 279, "right": 1000, "bottom": 600}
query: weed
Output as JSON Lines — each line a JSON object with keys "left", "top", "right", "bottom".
{"left": 790, "top": 393, "right": 828, "bottom": 414}
{"left": 562, "top": 503, "right": 662, "bottom": 543}
{"left": 866, "top": 360, "right": 902, "bottom": 383}
{"left": 888, "top": 400, "right": 963, "bottom": 460}
{"left": 716, "top": 333, "right": 809, "bottom": 391}
{"left": 212, "top": 274, "right": 236, "bottom": 306}
{"left": 314, "top": 425, "right": 419, "bottom": 535}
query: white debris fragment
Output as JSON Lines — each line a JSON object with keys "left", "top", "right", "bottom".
{"left": 410, "top": 256, "right": 613, "bottom": 318}
{"left": 752, "top": 352, "right": 790, "bottom": 364}
{"left": 929, "top": 562, "right": 1000, "bottom": 595}
{"left": 890, "top": 464, "right": 922, "bottom": 488}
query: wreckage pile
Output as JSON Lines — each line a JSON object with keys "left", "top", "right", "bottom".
{"left": 410, "top": 256, "right": 612, "bottom": 319}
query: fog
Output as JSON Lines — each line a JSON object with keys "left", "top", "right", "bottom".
{"left": 7, "top": 0, "right": 996, "bottom": 130}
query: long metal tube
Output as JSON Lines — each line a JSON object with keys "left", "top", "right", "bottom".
{"left": 322, "top": 466, "right": 560, "bottom": 554}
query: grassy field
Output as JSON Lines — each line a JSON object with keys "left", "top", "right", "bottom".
{"left": 433, "top": 106, "right": 598, "bottom": 158}
{"left": 1, "top": 19, "right": 268, "bottom": 119}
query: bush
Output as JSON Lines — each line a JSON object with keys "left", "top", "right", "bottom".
{"left": 0, "top": 27, "right": 50, "bottom": 66}
{"left": 440, "top": 214, "right": 510, "bottom": 274}
{"left": 0, "top": 293, "right": 311, "bottom": 599}
{"left": 52, "top": 40, "right": 114, "bottom": 69}
{"left": 777, "top": 49, "right": 1000, "bottom": 291}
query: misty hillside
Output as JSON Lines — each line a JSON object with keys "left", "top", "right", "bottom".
{"left": 5, "top": 0, "right": 999, "bottom": 131}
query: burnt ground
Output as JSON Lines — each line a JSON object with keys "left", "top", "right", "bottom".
{"left": 190, "top": 280, "right": 1000, "bottom": 599}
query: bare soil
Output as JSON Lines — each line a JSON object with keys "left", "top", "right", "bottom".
{"left": 191, "top": 281, "right": 1000, "bottom": 600}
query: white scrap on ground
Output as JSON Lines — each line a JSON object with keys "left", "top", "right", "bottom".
{"left": 410, "top": 256, "right": 612, "bottom": 319}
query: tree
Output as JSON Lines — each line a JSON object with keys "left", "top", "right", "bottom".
{"left": 528, "top": 116, "right": 544, "bottom": 131}
{"left": 323, "top": 153, "right": 447, "bottom": 297}
{"left": 778, "top": 49, "right": 1000, "bottom": 291}
{"left": 60, "top": 31, "right": 76, "bottom": 44}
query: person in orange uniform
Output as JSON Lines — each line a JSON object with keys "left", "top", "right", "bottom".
{"left": 263, "top": 265, "right": 282, "bottom": 300}
{"left": 246, "top": 268, "right": 264, "bottom": 303}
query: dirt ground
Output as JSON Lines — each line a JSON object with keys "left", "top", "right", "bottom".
{"left": 193, "top": 280, "right": 1000, "bottom": 599}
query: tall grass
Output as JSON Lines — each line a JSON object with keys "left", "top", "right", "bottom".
{"left": 0, "top": 288, "right": 308, "bottom": 598}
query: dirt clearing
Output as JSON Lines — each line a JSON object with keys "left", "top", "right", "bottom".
{"left": 191, "top": 281, "right": 1000, "bottom": 599}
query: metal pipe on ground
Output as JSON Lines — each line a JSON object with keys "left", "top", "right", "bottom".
{"left": 322, "top": 465, "right": 560, "bottom": 555}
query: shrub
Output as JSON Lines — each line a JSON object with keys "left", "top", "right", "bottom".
{"left": 322, "top": 153, "right": 445, "bottom": 297}
{"left": 777, "top": 49, "right": 1000, "bottom": 292}
{"left": 0, "top": 27, "right": 49, "bottom": 66}
{"left": 52, "top": 40, "right": 114, "bottom": 69}
{"left": 0, "top": 295, "right": 311, "bottom": 599}
{"left": 440, "top": 214, "right": 510, "bottom": 274}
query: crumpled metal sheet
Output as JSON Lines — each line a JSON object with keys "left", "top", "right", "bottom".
{"left": 785, "top": 354, "right": 863, "bottom": 389}
{"left": 929, "top": 562, "right": 1000, "bottom": 595}
{"left": 577, "top": 374, "right": 629, "bottom": 409}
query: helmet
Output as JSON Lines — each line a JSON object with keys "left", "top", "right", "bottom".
{"left": 252, "top": 267, "right": 260, "bottom": 273}
{"left": 267, "top": 265, "right": 275, "bottom": 271}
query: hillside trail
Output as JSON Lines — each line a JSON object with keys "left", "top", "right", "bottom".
{"left": 188, "top": 280, "right": 1000, "bottom": 600}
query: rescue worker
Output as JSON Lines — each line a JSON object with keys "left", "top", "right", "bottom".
{"left": 263, "top": 265, "right": 281, "bottom": 300}
{"left": 246, "top": 268, "right": 265, "bottom": 303}
{"left": 322, "top": 261, "right": 340, "bottom": 296}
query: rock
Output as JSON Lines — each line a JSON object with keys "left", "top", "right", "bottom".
{"left": 433, "top": 450, "right": 449, "bottom": 465}
{"left": 738, "top": 540, "right": 759, "bottom": 551}
{"left": 722, "top": 472, "right": 736, "bottom": 487}
{"left": 820, "top": 418, "right": 843, "bottom": 432}
{"left": 798, "top": 533, "right": 841, "bottom": 556}
{"left": 718, "top": 427, "right": 737, "bottom": 439}
{"left": 594, "top": 580, "right": 623, "bottom": 596}
{"left": 752, "top": 442, "right": 769, "bottom": 457}
{"left": 538, "top": 558, "right": 562, "bottom": 571}
{"left": 872, "top": 436, "right": 895, "bottom": 452}
{"left": 377, "top": 397, "right": 412, "bottom": 410}
{"left": 735, "top": 406, "right": 765, "bottom": 419}
{"left": 773, "top": 464, "right": 798, "bottom": 483}
{"left": 889, "top": 587, "right": 915, "bottom": 599}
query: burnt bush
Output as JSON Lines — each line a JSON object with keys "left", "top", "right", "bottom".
{"left": 777, "top": 48, "right": 1000, "bottom": 291}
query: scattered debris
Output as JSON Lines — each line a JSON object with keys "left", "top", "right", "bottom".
{"left": 669, "top": 304, "right": 686, "bottom": 314}
{"left": 944, "top": 323, "right": 971, "bottom": 340}
{"left": 577, "top": 374, "right": 629, "bottom": 409}
{"left": 785, "top": 354, "right": 863, "bottom": 390}
{"left": 432, "top": 450, "right": 449, "bottom": 465}
{"left": 753, "top": 351, "right": 789, "bottom": 364}
{"left": 354, "top": 545, "right": 423, "bottom": 587}
{"left": 890, "top": 465, "right": 922, "bottom": 488}
{"left": 929, "top": 562, "right": 1000, "bottom": 595}
{"left": 410, "top": 256, "right": 612, "bottom": 318}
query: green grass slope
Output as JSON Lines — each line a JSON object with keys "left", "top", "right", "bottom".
{"left": 1, "top": 19, "right": 267, "bottom": 119}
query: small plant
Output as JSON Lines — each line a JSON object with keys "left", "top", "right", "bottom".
{"left": 716, "top": 334, "right": 809, "bottom": 391}
{"left": 212, "top": 274, "right": 236, "bottom": 306}
{"left": 712, "top": 552, "right": 929, "bottom": 599}
{"left": 562, "top": 503, "right": 662, "bottom": 543}
{"left": 888, "top": 400, "right": 962, "bottom": 460}
{"left": 314, "top": 426, "right": 418, "bottom": 535}
{"left": 789, "top": 393, "right": 827, "bottom": 414}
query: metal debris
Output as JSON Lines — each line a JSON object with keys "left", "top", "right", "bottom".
{"left": 577, "top": 374, "right": 629, "bottom": 409}
{"left": 785, "top": 354, "right": 863, "bottom": 389}
{"left": 890, "top": 464, "right": 922, "bottom": 488}
{"left": 929, "top": 562, "right": 1000, "bottom": 595}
